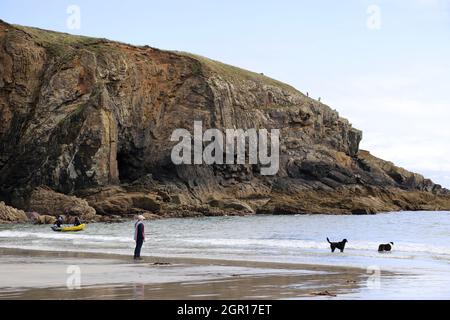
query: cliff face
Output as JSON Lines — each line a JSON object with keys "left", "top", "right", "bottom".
{"left": 1, "top": 20, "right": 449, "bottom": 219}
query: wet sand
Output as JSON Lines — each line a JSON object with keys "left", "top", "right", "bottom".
{"left": 0, "top": 248, "right": 376, "bottom": 299}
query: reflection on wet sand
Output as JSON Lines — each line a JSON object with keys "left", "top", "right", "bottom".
{"left": 0, "top": 248, "right": 373, "bottom": 300}
{"left": 1, "top": 273, "right": 365, "bottom": 300}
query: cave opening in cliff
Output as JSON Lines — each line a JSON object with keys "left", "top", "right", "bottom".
{"left": 117, "top": 150, "right": 143, "bottom": 183}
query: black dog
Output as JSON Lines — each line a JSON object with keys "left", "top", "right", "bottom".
{"left": 327, "top": 238, "right": 348, "bottom": 252}
{"left": 378, "top": 242, "right": 394, "bottom": 252}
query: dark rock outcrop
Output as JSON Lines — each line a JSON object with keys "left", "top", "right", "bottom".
{"left": 28, "top": 186, "right": 98, "bottom": 220}
{"left": 0, "top": 20, "right": 449, "bottom": 217}
{"left": 82, "top": 186, "right": 161, "bottom": 216}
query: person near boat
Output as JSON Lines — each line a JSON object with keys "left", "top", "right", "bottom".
{"left": 54, "top": 215, "right": 64, "bottom": 228}
{"left": 73, "top": 217, "right": 81, "bottom": 226}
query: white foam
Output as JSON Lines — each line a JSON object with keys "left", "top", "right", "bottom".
{"left": 2, "top": 230, "right": 450, "bottom": 258}
{"left": 180, "top": 238, "right": 450, "bottom": 256}
{"left": 0, "top": 230, "right": 132, "bottom": 243}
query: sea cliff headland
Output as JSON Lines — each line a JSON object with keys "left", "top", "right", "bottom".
{"left": 1, "top": 20, "right": 449, "bottom": 223}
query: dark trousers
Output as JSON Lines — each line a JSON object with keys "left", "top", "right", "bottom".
{"left": 134, "top": 239, "right": 143, "bottom": 258}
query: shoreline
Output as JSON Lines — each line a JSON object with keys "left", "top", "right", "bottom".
{"left": 2, "top": 209, "right": 450, "bottom": 226}
{"left": 0, "top": 247, "right": 373, "bottom": 300}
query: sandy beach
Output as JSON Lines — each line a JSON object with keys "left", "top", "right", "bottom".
{"left": 0, "top": 247, "right": 373, "bottom": 300}
{"left": 2, "top": 212, "right": 450, "bottom": 299}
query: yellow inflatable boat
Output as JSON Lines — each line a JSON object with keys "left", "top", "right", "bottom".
{"left": 51, "top": 224, "right": 86, "bottom": 232}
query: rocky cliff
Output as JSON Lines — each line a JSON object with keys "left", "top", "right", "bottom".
{"left": 1, "top": 20, "right": 449, "bottom": 222}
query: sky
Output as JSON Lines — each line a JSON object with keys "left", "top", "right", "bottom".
{"left": 1, "top": 0, "right": 449, "bottom": 188}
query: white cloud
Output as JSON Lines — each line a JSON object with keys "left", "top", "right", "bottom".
{"left": 327, "top": 70, "right": 450, "bottom": 188}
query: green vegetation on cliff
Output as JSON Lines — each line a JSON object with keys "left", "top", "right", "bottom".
{"left": 176, "top": 51, "right": 301, "bottom": 95}
{"left": 14, "top": 25, "right": 104, "bottom": 57}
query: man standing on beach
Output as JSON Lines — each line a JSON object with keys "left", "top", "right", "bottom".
{"left": 134, "top": 215, "right": 146, "bottom": 260}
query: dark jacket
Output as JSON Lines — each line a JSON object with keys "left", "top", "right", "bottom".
{"left": 55, "top": 216, "right": 63, "bottom": 227}
{"left": 134, "top": 221, "right": 145, "bottom": 242}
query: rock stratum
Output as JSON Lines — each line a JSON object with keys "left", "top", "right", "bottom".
{"left": 1, "top": 20, "right": 449, "bottom": 223}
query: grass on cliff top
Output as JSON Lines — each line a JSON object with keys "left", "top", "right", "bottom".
{"left": 13, "top": 25, "right": 104, "bottom": 56}
{"left": 12, "top": 23, "right": 301, "bottom": 95}
{"left": 175, "top": 51, "right": 300, "bottom": 94}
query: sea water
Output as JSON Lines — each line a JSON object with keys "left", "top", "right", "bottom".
{"left": 1, "top": 211, "right": 449, "bottom": 299}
